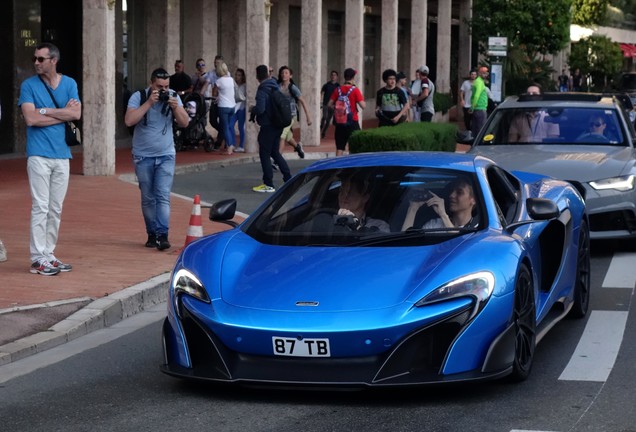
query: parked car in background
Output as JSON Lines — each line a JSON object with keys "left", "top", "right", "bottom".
{"left": 468, "top": 92, "right": 636, "bottom": 240}
{"left": 161, "top": 152, "right": 589, "bottom": 387}
{"left": 618, "top": 72, "right": 636, "bottom": 107}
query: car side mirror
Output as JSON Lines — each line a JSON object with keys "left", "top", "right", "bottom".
{"left": 526, "top": 198, "right": 560, "bottom": 220}
{"left": 456, "top": 130, "right": 475, "bottom": 145}
{"left": 209, "top": 198, "right": 238, "bottom": 228}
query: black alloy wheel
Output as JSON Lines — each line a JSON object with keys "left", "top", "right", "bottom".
{"left": 510, "top": 264, "right": 536, "bottom": 382}
{"left": 569, "top": 220, "right": 591, "bottom": 318}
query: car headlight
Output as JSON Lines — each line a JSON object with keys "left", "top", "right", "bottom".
{"left": 415, "top": 271, "right": 495, "bottom": 320}
{"left": 172, "top": 269, "right": 210, "bottom": 317}
{"left": 589, "top": 174, "right": 635, "bottom": 192}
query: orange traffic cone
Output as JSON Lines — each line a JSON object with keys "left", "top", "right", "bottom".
{"left": 184, "top": 194, "right": 203, "bottom": 246}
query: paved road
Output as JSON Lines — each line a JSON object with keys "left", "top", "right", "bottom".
{"left": 0, "top": 247, "right": 634, "bottom": 432}
{"left": 2, "top": 161, "right": 635, "bottom": 432}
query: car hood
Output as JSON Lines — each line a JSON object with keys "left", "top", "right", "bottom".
{"left": 214, "top": 233, "right": 470, "bottom": 312}
{"left": 472, "top": 145, "right": 634, "bottom": 182}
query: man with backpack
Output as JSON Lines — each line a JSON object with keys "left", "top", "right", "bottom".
{"left": 327, "top": 68, "right": 365, "bottom": 156}
{"left": 250, "top": 64, "right": 292, "bottom": 193}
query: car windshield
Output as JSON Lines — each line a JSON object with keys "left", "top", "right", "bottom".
{"left": 478, "top": 107, "right": 627, "bottom": 146}
{"left": 242, "top": 166, "right": 484, "bottom": 247}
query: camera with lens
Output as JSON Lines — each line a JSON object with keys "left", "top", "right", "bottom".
{"left": 157, "top": 89, "right": 176, "bottom": 102}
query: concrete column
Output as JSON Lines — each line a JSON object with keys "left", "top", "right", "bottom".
{"left": 245, "top": 0, "right": 271, "bottom": 153}
{"left": 182, "top": 0, "right": 217, "bottom": 70}
{"left": 345, "top": 0, "right": 364, "bottom": 121}
{"left": 380, "top": 0, "right": 398, "bottom": 86}
{"left": 82, "top": 0, "right": 116, "bottom": 175}
{"left": 435, "top": 0, "right": 451, "bottom": 94}
{"left": 272, "top": 0, "right": 290, "bottom": 71}
{"left": 458, "top": 0, "right": 472, "bottom": 85}
{"left": 457, "top": 0, "right": 472, "bottom": 125}
{"left": 146, "top": 0, "right": 180, "bottom": 71}
{"left": 410, "top": 0, "right": 427, "bottom": 75}
{"left": 300, "top": 0, "right": 322, "bottom": 147}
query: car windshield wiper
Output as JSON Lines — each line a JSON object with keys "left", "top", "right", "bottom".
{"left": 348, "top": 227, "right": 478, "bottom": 246}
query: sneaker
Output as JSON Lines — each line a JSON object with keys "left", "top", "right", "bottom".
{"left": 234, "top": 147, "right": 245, "bottom": 153}
{"left": 252, "top": 184, "right": 276, "bottom": 193}
{"left": 0, "top": 241, "right": 6, "bottom": 262}
{"left": 30, "top": 260, "right": 60, "bottom": 276}
{"left": 157, "top": 234, "right": 171, "bottom": 251}
{"left": 145, "top": 234, "right": 157, "bottom": 248}
{"left": 295, "top": 142, "right": 305, "bottom": 159}
{"left": 50, "top": 259, "right": 73, "bottom": 272}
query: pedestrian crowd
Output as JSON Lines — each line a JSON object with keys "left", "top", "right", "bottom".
{"left": 11, "top": 42, "right": 446, "bottom": 274}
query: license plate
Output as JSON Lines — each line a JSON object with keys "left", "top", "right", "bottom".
{"left": 272, "top": 337, "right": 331, "bottom": 357}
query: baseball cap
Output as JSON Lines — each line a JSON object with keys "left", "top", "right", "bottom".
{"left": 396, "top": 71, "right": 406, "bottom": 80}
{"left": 344, "top": 68, "right": 357, "bottom": 80}
{"left": 418, "top": 65, "right": 429, "bottom": 74}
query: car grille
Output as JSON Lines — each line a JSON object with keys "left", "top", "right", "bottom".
{"left": 177, "top": 304, "right": 474, "bottom": 385}
{"left": 590, "top": 210, "right": 636, "bottom": 233}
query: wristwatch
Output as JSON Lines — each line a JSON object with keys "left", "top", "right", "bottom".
{"left": 39, "top": 108, "right": 47, "bottom": 115}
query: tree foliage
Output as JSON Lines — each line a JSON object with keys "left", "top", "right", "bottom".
{"left": 568, "top": 35, "right": 623, "bottom": 90}
{"left": 470, "top": 0, "right": 572, "bottom": 57}
{"left": 572, "top": 0, "right": 609, "bottom": 26}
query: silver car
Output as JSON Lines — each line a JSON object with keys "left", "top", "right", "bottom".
{"left": 468, "top": 93, "right": 636, "bottom": 240}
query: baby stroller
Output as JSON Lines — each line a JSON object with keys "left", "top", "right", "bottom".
{"left": 173, "top": 92, "right": 214, "bottom": 152}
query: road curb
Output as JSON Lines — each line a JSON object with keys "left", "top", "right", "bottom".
{"left": 0, "top": 273, "right": 170, "bottom": 366}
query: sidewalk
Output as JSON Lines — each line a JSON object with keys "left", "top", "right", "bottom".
{"left": 0, "top": 129, "right": 338, "bottom": 365}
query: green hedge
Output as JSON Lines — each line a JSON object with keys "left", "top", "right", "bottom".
{"left": 349, "top": 122, "right": 458, "bottom": 154}
{"left": 433, "top": 92, "right": 454, "bottom": 114}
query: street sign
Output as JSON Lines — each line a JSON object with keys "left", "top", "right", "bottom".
{"left": 488, "top": 36, "right": 508, "bottom": 57}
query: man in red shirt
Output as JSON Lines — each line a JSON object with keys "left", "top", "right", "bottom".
{"left": 328, "top": 68, "right": 366, "bottom": 156}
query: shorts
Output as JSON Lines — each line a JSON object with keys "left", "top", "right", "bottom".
{"left": 280, "top": 118, "right": 296, "bottom": 142}
{"left": 334, "top": 122, "right": 360, "bottom": 151}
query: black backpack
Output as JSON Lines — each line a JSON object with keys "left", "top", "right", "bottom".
{"left": 126, "top": 89, "right": 149, "bottom": 136}
{"left": 268, "top": 87, "right": 292, "bottom": 128}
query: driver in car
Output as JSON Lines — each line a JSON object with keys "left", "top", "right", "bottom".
{"left": 335, "top": 174, "right": 390, "bottom": 232}
{"left": 577, "top": 115, "right": 608, "bottom": 141}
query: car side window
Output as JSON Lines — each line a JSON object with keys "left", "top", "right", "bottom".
{"left": 486, "top": 166, "right": 520, "bottom": 225}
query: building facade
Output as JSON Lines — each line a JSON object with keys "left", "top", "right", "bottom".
{"left": 2, "top": 0, "right": 474, "bottom": 175}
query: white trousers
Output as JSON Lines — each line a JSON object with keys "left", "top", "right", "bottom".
{"left": 27, "top": 156, "right": 69, "bottom": 263}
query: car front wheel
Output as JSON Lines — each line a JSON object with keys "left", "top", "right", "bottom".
{"left": 510, "top": 263, "right": 536, "bottom": 382}
{"left": 569, "top": 220, "right": 591, "bottom": 318}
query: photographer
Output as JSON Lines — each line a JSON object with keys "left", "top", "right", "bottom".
{"left": 125, "top": 68, "right": 189, "bottom": 251}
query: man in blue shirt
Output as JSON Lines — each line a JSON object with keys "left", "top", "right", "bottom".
{"left": 18, "top": 43, "right": 81, "bottom": 276}
{"left": 125, "top": 68, "right": 189, "bottom": 250}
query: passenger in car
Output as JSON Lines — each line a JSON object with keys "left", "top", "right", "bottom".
{"left": 401, "top": 178, "right": 478, "bottom": 230}
{"left": 508, "top": 84, "right": 560, "bottom": 143}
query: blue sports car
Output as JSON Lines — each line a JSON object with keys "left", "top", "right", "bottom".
{"left": 161, "top": 152, "right": 590, "bottom": 386}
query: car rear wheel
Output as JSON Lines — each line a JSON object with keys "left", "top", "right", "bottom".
{"left": 569, "top": 220, "right": 591, "bottom": 318}
{"left": 510, "top": 264, "right": 536, "bottom": 382}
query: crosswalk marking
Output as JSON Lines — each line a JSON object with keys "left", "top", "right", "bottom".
{"left": 558, "top": 310, "right": 628, "bottom": 382}
{"left": 602, "top": 252, "right": 636, "bottom": 288}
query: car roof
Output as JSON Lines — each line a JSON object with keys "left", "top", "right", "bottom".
{"left": 301, "top": 151, "right": 486, "bottom": 174}
{"left": 497, "top": 93, "right": 620, "bottom": 110}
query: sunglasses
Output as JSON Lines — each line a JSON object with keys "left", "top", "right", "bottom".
{"left": 32, "top": 56, "right": 52, "bottom": 63}
{"left": 590, "top": 121, "right": 604, "bottom": 128}
{"left": 197, "top": 63, "right": 205, "bottom": 67}
{"left": 152, "top": 72, "right": 171, "bottom": 79}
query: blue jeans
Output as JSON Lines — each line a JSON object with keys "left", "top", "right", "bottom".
{"left": 218, "top": 106, "right": 235, "bottom": 147}
{"left": 258, "top": 125, "right": 291, "bottom": 187}
{"left": 133, "top": 154, "right": 175, "bottom": 236}
{"left": 231, "top": 108, "right": 246, "bottom": 148}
